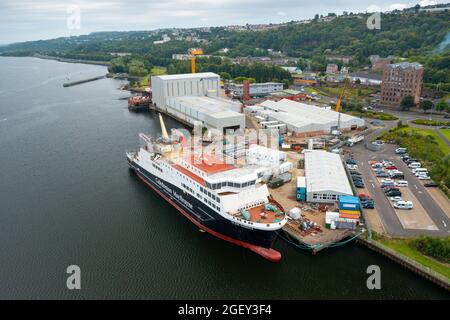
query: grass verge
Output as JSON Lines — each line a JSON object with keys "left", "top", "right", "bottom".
{"left": 376, "top": 237, "right": 450, "bottom": 279}
{"left": 411, "top": 119, "right": 450, "bottom": 126}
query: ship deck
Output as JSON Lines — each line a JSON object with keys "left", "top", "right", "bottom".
{"left": 235, "top": 202, "right": 284, "bottom": 224}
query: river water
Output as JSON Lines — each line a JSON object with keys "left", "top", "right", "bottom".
{"left": 0, "top": 57, "right": 447, "bottom": 299}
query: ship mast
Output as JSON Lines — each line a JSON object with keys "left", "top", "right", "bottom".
{"left": 159, "top": 113, "right": 169, "bottom": 141}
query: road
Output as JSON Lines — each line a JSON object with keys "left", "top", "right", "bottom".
{"left": 350, "top": 123, "right": 450, "bottom": 237}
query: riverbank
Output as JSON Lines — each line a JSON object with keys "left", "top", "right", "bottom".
{"left": 358, "top": 236, "right": 450, "bottom": 291}
{"left": 33, "top": 54, "right": 110, "bottom": 66}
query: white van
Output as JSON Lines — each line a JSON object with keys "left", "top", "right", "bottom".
{"left": 408, "top": 162, "right": 421, "bottom": 169}
{"left": 394, "top": 201, "right": 413, "bottom": 210}
{"left": 395, "top": 147, "right": 407, "bottom": 154}
{"left": 396, "top": 180, "right": 409, "bottom": 187}
{"left": 413, "top": 168, "right": 428, "bottom": 174}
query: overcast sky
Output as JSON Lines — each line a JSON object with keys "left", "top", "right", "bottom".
{"left": 0, "top": 0, "right": 445, "bottom": 44}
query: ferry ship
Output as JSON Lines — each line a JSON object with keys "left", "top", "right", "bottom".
{"left": 126, "top": 114, "right": 286, "bottom": 262}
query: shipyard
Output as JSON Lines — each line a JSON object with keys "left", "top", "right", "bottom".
{"left": 1, "top": 1, "right": 449, "bottom": 302}
{"left": 120, "top": 53, "right": 449, "bottom": 290}
{"left": 124, "top": 66, "right": 372, "bottom": 258}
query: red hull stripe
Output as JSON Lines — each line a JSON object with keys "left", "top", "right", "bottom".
{"left": 134, "top": 169, "right": 282, "bottom": 262}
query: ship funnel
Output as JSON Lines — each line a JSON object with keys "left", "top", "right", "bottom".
{"left": 159, "top": 113, "right": 169, "bottom": 140}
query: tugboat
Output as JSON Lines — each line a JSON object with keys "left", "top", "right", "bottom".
{"left": 127, "top": 95, "right": 151, "bottom": 112}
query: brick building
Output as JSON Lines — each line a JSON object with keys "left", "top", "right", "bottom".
{"left": 326, "top": 63, "right": 339, "bottom": 74}
{"left": 380, "top": 62, "right": 423, "bottom": 107}
{"left": 370, "top": 55, "right": 392, "bottom": 71}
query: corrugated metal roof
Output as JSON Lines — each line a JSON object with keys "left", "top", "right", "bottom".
{"left": 258, "top": 99, "right": 364, "bottom": 132}
{"left": 304, "top": 150, "right": 353, "bottom": 195}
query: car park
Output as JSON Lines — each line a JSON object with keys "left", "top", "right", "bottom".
{"left": 393, "top": 201, "right": 413, "bottom": 210}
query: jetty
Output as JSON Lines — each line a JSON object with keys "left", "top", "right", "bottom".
{"left": 63, "top": 75, "right": 105, "bottom": 87}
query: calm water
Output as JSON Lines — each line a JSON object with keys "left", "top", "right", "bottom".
{"left": 0, "top": 57, "right": 447, "bottom": 299}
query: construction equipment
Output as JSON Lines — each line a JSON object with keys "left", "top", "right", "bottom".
{"left": 335, "top": 75, "right": 349, "bottom": 131}
{"left": 188, "top": 48, "right": 203, "bottom": 73}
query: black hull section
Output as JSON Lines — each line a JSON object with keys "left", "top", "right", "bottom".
{"left": 128, "top": 160, "right": 279, "bottom": 250}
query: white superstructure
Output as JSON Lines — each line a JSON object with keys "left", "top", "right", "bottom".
{"left": 128, "top": 129, "right": 287, "bottom": 231}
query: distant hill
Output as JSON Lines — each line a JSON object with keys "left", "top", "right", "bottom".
{"left": 1, "top": 6, "right": 449, "bottom": 89}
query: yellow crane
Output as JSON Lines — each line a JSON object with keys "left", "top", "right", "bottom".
{"left": 335, "top": 76, "right": 349, "bottom": 131}
{"left": 188, "top": 48, "right": 203, "bottom": 73}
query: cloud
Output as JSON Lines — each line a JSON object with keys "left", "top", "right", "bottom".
{"left": 1, "top": 0, "right": 449, "bottom": 43}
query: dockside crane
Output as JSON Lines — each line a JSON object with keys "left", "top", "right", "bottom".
{"left": 188, "top": 48, "right": 203, "bottom": 73}
{"left": 335, "top": 75, "right": 349, "bottom": 132}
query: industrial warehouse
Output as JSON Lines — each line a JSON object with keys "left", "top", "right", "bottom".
{"left": 151, "top": 72, "right": 244, "bottom": 133}
{"left": 166, "top": 95, "right": 245, "bottom": 133}
{"left": 302, "top": 150, "right": 353, "bottom": 203}
{"left": 230, "top": 82, "right": 284, "bottom": 97}
{"left": 246, "top": 99, "right": 365, "bottom": 137}
{"left": 151, "top": 72, "right": 221, "bottom": 108}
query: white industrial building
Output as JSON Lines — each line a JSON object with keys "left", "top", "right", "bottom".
{"left": 152, "top": 72, "right": 220, "bottom": 108}
{"left": 165, "top": 95, "right": 245, "bottom": 133}
{"left": 250, "top": 99, "right": 364, "bottom": 137}
{"left": 231, "top": 82, "right": 284, "bottom": 97}
{"left": 303, "top": 150, "right": 353, "bottom": 203}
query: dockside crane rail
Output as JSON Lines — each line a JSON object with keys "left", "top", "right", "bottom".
{"left": 188, "top": 48, "right": 203, "bottom": 73}
{"left": 335, "top": 75, "right": 349, "bottom": 132}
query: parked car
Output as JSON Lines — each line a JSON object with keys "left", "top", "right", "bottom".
{"left": 394, "top": 201, "right": 413, "bottom": 210}
{"left": 346, "top": 158, "right": 357, "bottom": 165}
{"left": 424, "top": 181, "right": 439, "bottom": 187}
{"left": 386, "top": 189, "right": 402, "bottom": 197}
{"left": 371, "top": 163, "right": 383, "bottom": 169}
{"left": 395, "top": 180, "right": 409, "bottom": 187}
{"left": 395, "top": 147, "right": 407, "bottom": 154}
{"left": 390, "top": 196, "right": 402, "bottom": 202}
{"left": 376, "top": 172, "right": 390, "bottom": 177}
{"left": 405, "top": 159, "right": 418, "bottom": 165}
{"left": 354, "top": 181, "right": 365, "bottom": 188}
{"left": 385, "top": 165, "right": 398, "bottom": 170}
{"left": 362, "top": 201, "right": 375, "bottom": 209}
{"left": 413, "top": 168, "right": 428, "bottom": 175}
{"left": 347, "top": 164, "right": 358, "bottom": 170}
{"left": 350, "top": 171, "right": 362, "bottom": 176}
{"left": 383, "top": 187, "right": 399, "bottom": 193}
{"left": 418, "top": 175, "right": 431, "bottom": 180}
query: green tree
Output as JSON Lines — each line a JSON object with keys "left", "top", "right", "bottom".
{"left": 401, "top": 95, "right": 415, "bottom": 111}
{"left": 219, "top": 72, "right": 231, "bottom": 80}
{"left": 420, "top": 99, "right": 434, "bottom": 112}
{"left": 435, "top": 99, "right": 448, "bottom": 112}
